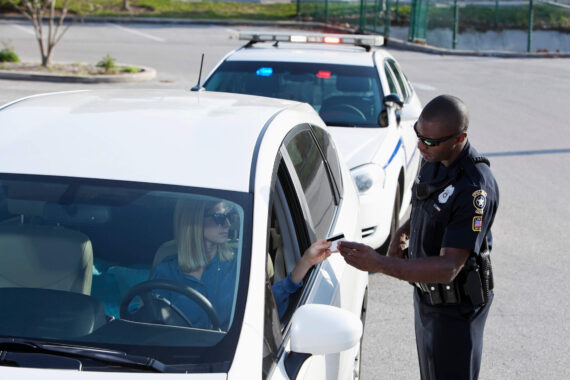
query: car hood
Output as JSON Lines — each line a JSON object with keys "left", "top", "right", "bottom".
{"left": 328, "top": 127, "right": 388, "bottom": 169}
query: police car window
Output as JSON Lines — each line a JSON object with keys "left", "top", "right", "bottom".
{"left": 285, "top": 130, "right": 336, "bottom": 239}
{"left": 384, "top": 63, "right": 403, "bottom": 99}
{"left": 204, "top": 61, "right": 384, "bottom": 128}
{"left": 387, "top": 59, "right": 410, "bottom": 102}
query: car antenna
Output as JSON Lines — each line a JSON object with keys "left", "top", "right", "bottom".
{"left": 190, "top": 53, "right": 205, "bottom": 92}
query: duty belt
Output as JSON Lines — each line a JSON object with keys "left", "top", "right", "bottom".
{"left": 414, "top": 251, "right": 494, "bottom": 306}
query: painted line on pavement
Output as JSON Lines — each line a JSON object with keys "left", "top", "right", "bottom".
{"left": 107, "top": 23, "right": 165, "bottom": 42}
{"left": 11, "top": 23, "right": 35, "bottom": 36}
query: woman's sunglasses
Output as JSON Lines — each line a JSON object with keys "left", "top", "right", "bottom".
{"left": 205, "top": 212, "right": 234, "bottom": 226}
{"left": 414, "top": 122, "right": 458, "bottom": 147}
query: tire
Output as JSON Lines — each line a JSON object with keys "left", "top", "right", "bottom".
{"left": 376, "top": 181, "right": 402, "bottom": 256}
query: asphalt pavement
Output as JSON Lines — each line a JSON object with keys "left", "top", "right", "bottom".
{"left": 0, "top": 20, "right": 569, "bottom": 379}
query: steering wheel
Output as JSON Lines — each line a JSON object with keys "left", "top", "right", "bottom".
{"left": 119, "top": 279, "right": 222, "bottom": 330}
{"left": 321, "top": 103, "right": 367, "bottom": 123}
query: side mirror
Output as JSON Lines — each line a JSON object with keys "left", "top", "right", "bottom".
{"left": 284, "top": 304, "right": 363, "bottom": 379}
{"left": 383, "top": 93, "right": 404, "bottom": 109}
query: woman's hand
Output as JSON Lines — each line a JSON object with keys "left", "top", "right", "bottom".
{"left": 290, "top": 240, "right": 332, "bottom": 284}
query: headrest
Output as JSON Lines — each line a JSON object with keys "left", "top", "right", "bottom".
{"left": 337, "top": 76, "right": 371, "bottom": 92}
{"left": 6, "top": 199, "right": 110, "bottom": 225}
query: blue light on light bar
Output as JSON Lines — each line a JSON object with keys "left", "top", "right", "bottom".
{"left": 256, "top": 67, "right": 273, "bottom": 77}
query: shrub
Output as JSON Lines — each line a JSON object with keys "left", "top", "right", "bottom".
{"left": 96, "top": 53, "right": 116, "bottom": 73}
{"left": 0, "top": 44, "right": 19, "bottom": 63}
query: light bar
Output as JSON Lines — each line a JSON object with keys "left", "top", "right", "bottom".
{"left": 238, "top": 32, "right": 384, "bottom": 48}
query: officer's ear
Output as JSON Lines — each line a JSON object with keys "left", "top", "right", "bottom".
{"left": 456, "top": 132, "right": 467, "bottom": 143}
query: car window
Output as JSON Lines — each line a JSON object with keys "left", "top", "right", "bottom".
{"left": 285, "top": 130, "right": 336, "bottom": 239}
{"left": 204, "top": 61, "right": 384, "bottom": 128}
{"left": 384, "top": 63, "right": 403, "bottom": 99}
{"left": 387, "top": 59, "right": 411, "bottom": 102}
{"left": 311, "top": 125, "right": 343, "bottom": 201}
{"left": 0, "top": 175, "right": 252, "bottom": 369}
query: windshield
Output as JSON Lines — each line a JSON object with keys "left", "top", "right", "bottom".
{"left": 0, "top": 174, "right": 252, "bottom": 371}
{"left": 204, "top": 61, "right": 384, "bottom": 128}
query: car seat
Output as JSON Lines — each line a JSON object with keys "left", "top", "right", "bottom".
{"left": 0, "top": 200, "right": 94, "bottom": 295}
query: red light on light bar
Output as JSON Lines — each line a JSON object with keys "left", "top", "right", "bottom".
{"left": 316, "top": 70, "right": 332, "bottom": 79}
{"left": 323, "top": 36, "right": 341, "bottom": 44}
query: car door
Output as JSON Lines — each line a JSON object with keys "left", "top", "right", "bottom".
{"left": 262, "top": 126, "right": 351, "bottom": 380}
{"left": 383, "top": 58, "right": 421, "bottom": 189}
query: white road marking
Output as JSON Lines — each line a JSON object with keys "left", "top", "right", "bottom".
{"left": 413, "top": 82, "right": 437, "bottom": 91}
{"left": 107, "top": 23, "right": 165, "bottom": 42}
{"left": 12, "top": 24, "right": 36, "bottom": 36}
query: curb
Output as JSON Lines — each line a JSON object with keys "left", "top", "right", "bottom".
{"left": 0, "top": 64, "right": 156, "bottom": 83}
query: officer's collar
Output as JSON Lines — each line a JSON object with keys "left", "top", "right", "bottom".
{"left": 444, "top": 140, "right": 471, "bottom": 175}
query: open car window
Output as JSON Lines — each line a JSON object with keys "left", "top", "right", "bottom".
{"left": 0, "top": 174, "right": 252, "bottom": 369}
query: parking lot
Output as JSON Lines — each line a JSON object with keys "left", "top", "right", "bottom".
{"left": 1, "top": 21, "right": 569, "bottom": 379}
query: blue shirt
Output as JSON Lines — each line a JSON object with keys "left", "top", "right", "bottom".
{"left": 151, "top": 254, "right": 301, "bottom": 330}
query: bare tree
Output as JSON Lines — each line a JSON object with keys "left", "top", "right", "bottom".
{"left": 8, "top": 0, "right": 81, "bottom": 67}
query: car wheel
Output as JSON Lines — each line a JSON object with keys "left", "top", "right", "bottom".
{"left": 376, "top": 181, "right": 401, "bottom": 255}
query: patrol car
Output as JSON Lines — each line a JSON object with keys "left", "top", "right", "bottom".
{"left": 0, "top": 90, "right": 368, "bottom": 379}
{"left": 200, "top": 32, "right": 422, "bottom": 250}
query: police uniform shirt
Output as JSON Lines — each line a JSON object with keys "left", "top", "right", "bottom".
{"left": 409, "top": 141, "right": 499, "bottom": 261}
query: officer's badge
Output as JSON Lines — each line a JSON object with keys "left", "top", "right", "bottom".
{"left": 472, "top": 189, "right": 487, "bottom": 214}
{"left": 472, "top": 216, "right": 483, "bottom": 232}
{"left": 438, "top": 185, "right": 455, "bottom": 204}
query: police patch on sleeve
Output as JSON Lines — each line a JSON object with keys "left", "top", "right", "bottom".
{"left": 472, "top": 189, "right": 487, "bottom": 214}
{"left": 472, "top": 216, "right": 483, "bottom": 231}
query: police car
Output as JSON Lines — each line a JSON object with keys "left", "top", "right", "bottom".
{"left": 0, "top": 90, "right": 368, "bottom": 379}
{"left": 200, "top": 32, "right": 422, "bottom": 250}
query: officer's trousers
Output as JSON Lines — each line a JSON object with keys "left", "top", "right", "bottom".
{"left": 413, "top": 289, "right": 493, "bottom": 380}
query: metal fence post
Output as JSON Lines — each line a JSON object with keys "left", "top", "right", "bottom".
{"left": 385, "top": 0, "right": 391, "bottom": 38}
{"left": 527, "top": 0, "right": 534, "bottom": 52}
{"left": 360, "top": 0, "right": 366, "bottom": 31}
{"left": 495, "top": 0, "right": 499, "bottom": 27}
{"left": 452, "top": 0, "right": 459, "bottom": 49}
{"left": 296, "top": 0, "right": 301, "bottom": 20}
{"left": 325, "top": 0, "right": 329, "bottom": 23}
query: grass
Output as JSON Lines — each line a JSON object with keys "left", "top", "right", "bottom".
{"left": 1, "top": 0, "right": 568, "bottom": 31}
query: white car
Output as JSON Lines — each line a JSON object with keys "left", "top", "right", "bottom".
{"left": 200, "top": 32, "right": 422, "bottom": 250}
{"left": 0, "top": 90, "right": 368, "bottom": 379}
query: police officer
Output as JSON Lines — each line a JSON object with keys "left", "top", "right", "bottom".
{"left": 338, "top": 95, "right": 498, "bottom": 380}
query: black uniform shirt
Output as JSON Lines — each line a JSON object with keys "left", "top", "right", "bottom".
{"left": 409, "top": 141, "right": 499, "bottom": 259}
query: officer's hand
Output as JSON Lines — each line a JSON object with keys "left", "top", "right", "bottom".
{"left": 338, "top": 241, "right": 379, "bottom": 272}
{"left": 387, "top": 231, "right": 409, "bottom": 259}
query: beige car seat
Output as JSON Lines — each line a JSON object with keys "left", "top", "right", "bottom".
{"left": 0, "top": 200, "right": 93, "bottom": 295}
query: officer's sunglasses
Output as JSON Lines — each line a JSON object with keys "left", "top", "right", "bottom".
{"left": 205, "top": 212, "right": 234, "bottom": 226}
{"left": 414, "top": 122, "right": 458, "bottom": 147}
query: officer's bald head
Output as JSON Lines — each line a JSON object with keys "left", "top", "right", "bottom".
{"left": 419, "top": 95, "right": 469, "bottom": 135}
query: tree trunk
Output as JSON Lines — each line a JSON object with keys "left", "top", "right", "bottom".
{"left": 122, "top": 0, "right": 131, "bottom": 12}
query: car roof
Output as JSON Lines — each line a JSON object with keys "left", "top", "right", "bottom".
{"left": 225, "top": 42, "right": 393, "bottom": 66}
{"left": 0, "top": 90, "right": 313, "bottom": 192}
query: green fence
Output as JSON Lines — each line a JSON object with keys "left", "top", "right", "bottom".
{"left": 296, "top": 0, "right": 570, "bottom": 52}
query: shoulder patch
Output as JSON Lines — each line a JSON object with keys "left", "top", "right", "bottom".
{"left": 472, "top": 189, "right": 487, "bottom": 214}
{"left": 472, "top": 216, "right": 483, "bottom": 232}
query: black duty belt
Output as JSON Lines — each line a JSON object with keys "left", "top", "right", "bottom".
{"left": 414, "top": 251, "right": 494, "bottom": 307}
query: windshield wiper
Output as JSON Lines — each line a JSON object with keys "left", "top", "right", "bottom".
{"left": 0, "top": 338, "right": 166, "bottom": 372}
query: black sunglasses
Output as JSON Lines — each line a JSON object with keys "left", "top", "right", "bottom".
{"left": 414, "top": 122, "right": 458, "bottom": 147}
{"left": 205, "top": 212, "right": 234, "bottom": 226}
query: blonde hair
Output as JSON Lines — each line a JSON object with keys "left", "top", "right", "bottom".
{"left": 174, "top": 198, "right": 234, "bottom": 273}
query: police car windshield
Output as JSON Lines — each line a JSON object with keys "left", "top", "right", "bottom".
{"left": 204, "top": 61, "right": 384, "bottom": 128}
{"left": 0, "top": 175, "right": 251, "bottom": 371}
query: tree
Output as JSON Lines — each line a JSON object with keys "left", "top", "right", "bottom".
{"left": 122, "top": 0, "right": 130, "bottom": 12}
{"left": 8, "top": 0, "right": 83, "bottom": 67}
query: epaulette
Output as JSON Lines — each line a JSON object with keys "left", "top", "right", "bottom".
{"left": 471, "top": 156, "right": 490, "bottom": 167}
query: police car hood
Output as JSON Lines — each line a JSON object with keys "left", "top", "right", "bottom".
{"left": 328, "top": 126, "right": 388, "bottom": 169}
